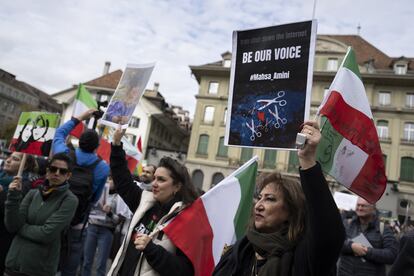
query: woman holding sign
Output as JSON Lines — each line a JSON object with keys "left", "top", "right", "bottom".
{"left": 213, "top": 121, "right": 345, "bottom": 276}
{"left": 108, "top": 128, "right": 198, "bottom": 276}
{"left": 0, "top": 152, "right": 35, "bottom": 275}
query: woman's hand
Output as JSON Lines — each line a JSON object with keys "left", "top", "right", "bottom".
{"left": 134, "top": 233, "right": 152, "bottom": 251}
{"left": 9, "top": 176, "right": 22, "bottom": 191}
{"left": 112, "top": 126, "right": 125, "bottom": 146}
{"left": 298, "top": 120, "right": 321, "bottom": 170}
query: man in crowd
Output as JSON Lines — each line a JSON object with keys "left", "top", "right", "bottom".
{"left": 53, "top": 109, "right": 110, "bottom": 276}
{"left": 338, "top": 196, "right": 398, "bottom": 276}
{"left": 134, "top": 164, "right": 156, "bottom": 191}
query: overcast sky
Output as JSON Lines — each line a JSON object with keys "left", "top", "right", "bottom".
{"left": 1, "top": 0, "right": 413, "bottom": 117}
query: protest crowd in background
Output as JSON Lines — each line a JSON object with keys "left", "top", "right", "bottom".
{"left": 1, "top": 19, "right": 414, "bottom": 276}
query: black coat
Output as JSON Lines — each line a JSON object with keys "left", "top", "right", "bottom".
{"left": 213, "top": 163, "right": 345, "bottom": 276}
{"left": 388, "top": 230, "right": 414, "bottom": 276}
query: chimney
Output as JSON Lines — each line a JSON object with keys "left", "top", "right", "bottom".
{"left": 103, "top": 61, "right": 111, "bottom": 75}
{"left": 153, "top": 82, "right": 160, "bottom": 92}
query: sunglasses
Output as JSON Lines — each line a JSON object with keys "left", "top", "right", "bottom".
{"left": 48, "top": 166, "right": 69, "bottom": 175}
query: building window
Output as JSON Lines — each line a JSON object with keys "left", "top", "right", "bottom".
{"left": 403, "top": 123, "right": 414, "bottom": 141}
{"left": 406, "top": 93, "right": 414, "bottom": 108}
{"left": 240, "top": 147, "right": 253, "bottom": 163}
{"left": 378, "top": 91, "right": 391, "bottom": 106}
{"left": 395, "top": 64, "right": 407, "bottom": 75}
{"left": 197, "top": 134, "right": 209, "bottom": 155}
{"left": 125, "top": 134, "right": 137, "bottom": 145}
{"left": 223, "top": 59, "right": 231, "bottom": 68}
{"left": 288, "top": 152, "right": 299, "bottom": 173}
{"left": 208, "top": 82, "right": 219, "bottom": 94}
{"left": 211, "top": 172, "right": 224, "bottom": 188}
{"left": 129, "top": 117, "right": 140, "bottom": 128}
{"left": 192, "top": 170, "right": 204, "bottom": 190}
{"left": 376, "top": 120, "right": 389, "bottom": 139}
{"left": 400, "top": 157, "right": 414, "bottom": 182}
{"left": 263, "top": 150, "right": 277, "bottom": 169}
{"left": 97, "top": 94, "right": 109, "bottom": 102}
{"left": 203, "top": 106, "right": 215, "bottom": 123}
{"left": 327, "top": 58, "right": 338, "bottom": 71}
{"left": 217, "top": 137, "right": 228, "bottom": 157}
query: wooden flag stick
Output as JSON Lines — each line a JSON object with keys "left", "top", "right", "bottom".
{"left": 17, "top": 153, "right": 27, "bottom": 177}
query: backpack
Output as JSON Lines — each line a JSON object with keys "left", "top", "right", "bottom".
{"left": 68, "top": 150, "right": 101, "bottom": 226}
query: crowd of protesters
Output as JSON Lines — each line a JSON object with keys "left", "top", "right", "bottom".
{"left": 0, "top": 110, "right": 413, "bottom": 276}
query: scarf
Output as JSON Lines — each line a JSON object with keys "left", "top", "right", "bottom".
{"left": 0, "top": 171, "right": 14, "bottom": 193}
{"left": 41, "top": 180, "right": 68, "bottom": 197}
{"left": 246, "top": 226, "right": 296, "bottom": 276}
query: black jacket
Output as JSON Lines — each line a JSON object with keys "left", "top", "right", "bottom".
{"left": 110, "top": 144, "right": 193, "bottom": 276}
{"left": 213, "top": 163, "right": 345, "bottom": 276}
{"left": 387, "top": 230, "right": 414, "bottom": 276}
{"left": 338, "top": 214, "right": 398, "bottom": 276}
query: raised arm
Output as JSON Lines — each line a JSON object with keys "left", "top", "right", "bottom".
{"left": 110, "top": 127, "right": 142, "bottom": 212}
{"left": 297, "top": 121, "right": 346, "bottom": 275}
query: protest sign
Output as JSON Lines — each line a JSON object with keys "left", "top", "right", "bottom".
{"left": 333, "top": 191, "right": 359, "bottom": 211}
{"left": 225, "top": 20, "right": 317, "bottom": 149}
{"left": 9, "top": 112, "right": 61, "bottom": 157}
{"left": 100, "top": 63, "right": 155, "bottom": 129}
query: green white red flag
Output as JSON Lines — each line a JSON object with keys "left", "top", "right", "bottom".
{"left": 163, "top": 156, "right": 258, "bottom": 276}
{"left": 317, "top": 47, "right": 386, "bottom": 203}
{"left": 9, "top": 112, "right": 61, "bottom": 156}
{"left": 71, "top": 84, "right": 98, "bottom": 137}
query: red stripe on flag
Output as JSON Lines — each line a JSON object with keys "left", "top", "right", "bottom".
{"left": 96, "top": 138, "right": 111, "bottom": 164}
{"left": 163, "top": 198, "right": 214, "bottom": 276}
{"left": 320, "top": 91, "right": 386, "bottom": 203}
{"left": 70, "top": 123, "right": 84, "bottom": 138}
{"left": 350, "top": 154, "right": 387, "bottom": 203}
{"left": 320, "top": 91, "right": 380, "bottom": 155}
{"left": 9, "top": 139, "right": 49, "bottom": 156}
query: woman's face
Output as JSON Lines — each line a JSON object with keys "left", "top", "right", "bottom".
{"left": 21, "top": 124, "right": 33, "bottom": 142}
{"left": 152, "top": 167, "right": 180, "bottom": 204}
{"left": 32, "top": 119, "right": 47, "bottom": 140}
{"left": 254, "top": 183, "right": 289, "bottom": 233}
{"left": 4, "top": 152, "right": 23, "bottom": 175}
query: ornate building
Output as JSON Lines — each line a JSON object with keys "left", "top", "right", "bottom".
{"left": 186, "top": 35, "right": 414, "bottom": 217}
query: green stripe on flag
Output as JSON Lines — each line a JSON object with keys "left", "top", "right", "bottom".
{"left": 317, "top": 116, "right": 344, "bottom": 174}
{"left": 233, "top": 161, "right": 257, "bottom": 240}
{"left": 18, "top": 112, "right": 61, "bottom": 127}
{"left": 341, "top": 48, "right": 361, "bottom": 79}
{"left": 76, "top": 84, "right": 98, "bottom": 109}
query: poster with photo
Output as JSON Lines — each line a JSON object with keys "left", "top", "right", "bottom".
{"left": 225, "top": 20, "right": 317, "bottom": 149}
{"left": 9, "top": 112, "right": 61, "bottom": 157}
{"left": 100, "top": 63, "right": 155, "bottom": 129}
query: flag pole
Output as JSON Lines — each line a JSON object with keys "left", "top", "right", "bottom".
{"left": 17, "top": 153, "right": 27, "bottom": 177}
{"left": 312, "top": 0, "right": 318, "bottom": 19}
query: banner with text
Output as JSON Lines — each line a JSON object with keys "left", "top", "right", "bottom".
{"left": 225, "top": 20, "right": 317, "bottom": 150}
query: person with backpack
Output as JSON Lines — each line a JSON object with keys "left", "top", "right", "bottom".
{"left": 3, "top": 153, "right": 78, "bottom": 276}
{"left": 52, "top": 109, "right": 110, "bottom": 276}
{"left": 338, "top": 196, "right": 398, "bottom": 276}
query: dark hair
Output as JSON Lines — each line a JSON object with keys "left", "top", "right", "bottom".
{"left": 158, "top": 157, "right": 198, "bottom": 205}
{"left": 255, "top": 172, "right": 306, "bottom": 242}
{"left": 145, "top": 164, "right": 157, "bottom": 172}
{"left": 24, "top": 154, "right": 36, "bottom": 173}
{"left": 79, "top": 129, "right": 100, "bottom": 153}
{"left": 48, "top": 153, "right": 73, "bottom": 172}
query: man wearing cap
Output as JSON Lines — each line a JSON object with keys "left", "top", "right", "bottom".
{"left": 52, "top": 109, "right": 110, "bottom": 276}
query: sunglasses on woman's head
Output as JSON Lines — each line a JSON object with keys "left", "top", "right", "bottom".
{"left": 48, "top": 166, "right": 69, "bottom": 175}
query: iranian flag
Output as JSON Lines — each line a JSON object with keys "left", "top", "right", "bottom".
{"left": 71, "top": 84, "right": 98, "bottom": 137}
{"left": 317, "top": 47, "right": 386, "bottom": 203}
{"left": 163, "top": 156, "right": 258, "bottom": 276}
